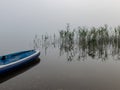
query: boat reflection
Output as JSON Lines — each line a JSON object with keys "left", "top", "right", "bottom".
{"left": 0, "top": 58, "right": 40, "bottom": 83}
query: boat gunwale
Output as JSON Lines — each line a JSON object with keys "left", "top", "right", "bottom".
{"left": 0, "top": 50, "right": 40, "bottom": 68}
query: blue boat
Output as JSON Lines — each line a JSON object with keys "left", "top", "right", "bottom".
{"left": 0, "top": 50, "right": 40, "bottom": 73}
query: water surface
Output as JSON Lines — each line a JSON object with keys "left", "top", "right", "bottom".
{"left": 1, "top": 33, "right": 120, "bottom": 90}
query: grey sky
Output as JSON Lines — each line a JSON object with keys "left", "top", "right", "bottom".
{"left": 0, "top": 0, "right": 120, "bottom": 34}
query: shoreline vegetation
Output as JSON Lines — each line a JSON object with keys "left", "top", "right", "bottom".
{"left": 34, "top": 24, "right": 120, "bottom": 61}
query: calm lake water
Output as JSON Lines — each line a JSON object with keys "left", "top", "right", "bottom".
{"left": 1, "top": 33, "right": 120, "bottom": 90}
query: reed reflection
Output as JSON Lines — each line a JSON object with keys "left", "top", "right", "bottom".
{"left": 59, "top": 24, "right": 75, "bottom": 61}
{"left": 59, "top": 24, "right": 111, "bottom": 61}
{"left": 35, "top": 24, "right": 120, "bottom": 62}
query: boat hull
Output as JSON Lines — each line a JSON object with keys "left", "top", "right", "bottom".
{"left": 0, "top": 50, "right": 40, "bottom": 73}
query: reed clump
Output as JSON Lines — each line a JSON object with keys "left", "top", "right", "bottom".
{"left": 59, "top": 24, "right": 120, "bottom": 60}
{"left": 35, "top": 24, "right": 120, "bottom": 61}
